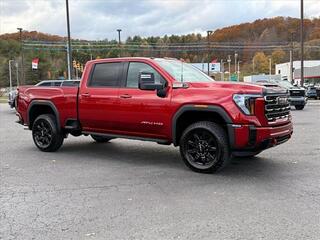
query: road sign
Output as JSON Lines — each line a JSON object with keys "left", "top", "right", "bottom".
{"left": 231, "top": 74, "right": 238, "bottom": 81}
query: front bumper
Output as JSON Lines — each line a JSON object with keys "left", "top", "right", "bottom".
{"left": 228, "top": 121, "right": 293, "bottom": 152}
{"left": 289, "top": 96, "right": 307, "bottom": 106}
{"left": 306, "top": 94, "right": 317, "bottom": 98}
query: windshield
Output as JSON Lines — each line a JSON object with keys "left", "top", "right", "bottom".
{"left": 155, "top": 58, "right": 214, "bottom": 83}
{"left": 270, "top": 80, "right": 295, "bottom": 89}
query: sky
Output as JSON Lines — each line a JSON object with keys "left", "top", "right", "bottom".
{"left": 0, "top": 0, "right": 319, "bottom": 40}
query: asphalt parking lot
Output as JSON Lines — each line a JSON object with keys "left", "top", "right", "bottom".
{"left": 1, "top": 102, "right": 320, "bottom": 240}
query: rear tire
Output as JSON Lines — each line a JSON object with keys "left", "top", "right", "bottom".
{"left": 295, "top": 105, "right": 304, "bottom": 110}
{"left": 32, "top": 114, "right": 64, "bottom": 152}
{"left": 179, "top": 121, "right": 230, "bottom": 173}
{"left": 91, "top": 134, "right": 113, "bottom": 143}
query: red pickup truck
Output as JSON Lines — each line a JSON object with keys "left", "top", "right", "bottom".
{"left": 16, "top": 57, "right": 293, "bottom": 173}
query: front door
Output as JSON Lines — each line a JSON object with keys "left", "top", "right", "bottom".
{"left": 117, "top": 61, "right": 171, "bottom": 139}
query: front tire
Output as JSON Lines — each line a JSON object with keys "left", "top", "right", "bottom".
{"left": 179, "top": 121, "right": 230, "bottom": 173}
{"left": 295, "top": 105, "right": 304, "bottom": 110}
{"left": 32, "top": 114, "right": 64, "bottom": 152}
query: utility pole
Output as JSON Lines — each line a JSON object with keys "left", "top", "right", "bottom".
{"left": 207, "top": 30, "right": 213, "bottom": 76}
{"left": 15, "top": 62, "right": 19, "bottom": 86}
{"left": 220, "top": 59, "right": 224, "bottom": 81}
{"left": 300, "top": 0, "right": 304, "bottom": 86}
{"left": 17, "top": 28, "right": 24, "bottom": 84}
{"left": 290, "top": 32, "right": 294, "bottom": 83}
{"left": 65, "top": 0, "right": 72, "bottom": 80}
{"left": 9, "top": 60, "right": 14, "bottom": 91}
{"left": 227, "top": 55, "right": 231, "bottom": 81}
{"left": 237, "top": 61, "right": 241, "bottom": 81}
{"left": 234, "top": 52, "right": 238, "bottom": 75}
{"left": 117, "top": 29, "right": 122, "bottom": 57}
{"left": 76, "top": 67, "right": 78, "bottom": 79}
{"left": 269, "top": 58, "right": 272, "bottom": 80}
{"left": 252, "top": 58, "right": 255, "bottom": 73}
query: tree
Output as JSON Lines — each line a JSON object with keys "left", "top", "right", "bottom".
{"left": 253, "top": 52, "right": 269, "bottom": 73}
{"left": 271, "top": 49, "right": 286, "bottom": 65}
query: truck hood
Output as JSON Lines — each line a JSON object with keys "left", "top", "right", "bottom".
{"left": 188, "top": 81, "right": 266, "bottom": 94}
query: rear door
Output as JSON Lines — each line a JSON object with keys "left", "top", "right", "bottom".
{"left": 78, "top": 61, "right": 123, "bottom": 133}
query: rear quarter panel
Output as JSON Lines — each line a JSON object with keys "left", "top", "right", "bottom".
{"left": 18, "top": 86, "right": 78, "bottom": 127}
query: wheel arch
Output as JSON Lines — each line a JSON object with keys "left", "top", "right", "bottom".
{"left": 172, "top": 105, "right": 233, "bottom": 146}
{"left": 27, "top": 100, "right": 60, "bottom": 130}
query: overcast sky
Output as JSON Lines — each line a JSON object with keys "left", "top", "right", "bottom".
{"left": 0, "top": 0, "right": 319, "bottom": 40}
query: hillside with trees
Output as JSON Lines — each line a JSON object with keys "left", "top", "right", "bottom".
{"left": 0, "top": 16, "right": 319, "bottom": 87}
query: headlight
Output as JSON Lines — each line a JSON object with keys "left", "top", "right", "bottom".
{"left": 233, "top": 94, "right": 261, "bottom": 115}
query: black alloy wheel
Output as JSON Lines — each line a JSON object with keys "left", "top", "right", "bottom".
{"left": 32, "top": 114, "right": 64, "bottom": 152}
{"left": 183, "top": 129, "right": 220, "bottom": 168}
{"left": 33, "top": 119, "right": 53, "bottom": 149}
{"left": 180, "top": 121, "right": 230, "bottom": 173}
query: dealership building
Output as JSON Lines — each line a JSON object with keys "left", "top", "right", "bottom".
{"left": 275, "top": 60, "right": 320, "bottom": 85}
{"left": 293, "top": 65, "right": 320, "bottom": 85}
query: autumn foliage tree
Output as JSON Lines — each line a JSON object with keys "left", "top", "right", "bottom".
{"left": 1, "top": 17, "right": 320, "bottom": 86}
{"left": 253, "top": 52, "right": 269, "bottom": 74}
{"left": 271, "top": 49, "right": 286, "bottom": 65}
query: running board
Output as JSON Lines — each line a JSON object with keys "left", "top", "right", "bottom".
{"left": 82, "top": 131, "right": 170, "bottom": 144}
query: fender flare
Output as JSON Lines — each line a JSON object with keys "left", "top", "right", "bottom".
{"left": 27, "top": 100, "right": 60, "bottom": 130}
{"left": 171, "top": 104, "right": 233, "bottom": 146}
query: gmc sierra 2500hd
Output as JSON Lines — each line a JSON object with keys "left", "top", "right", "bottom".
{"left": 16, "top": 58, "right": 293, "bottom": 173}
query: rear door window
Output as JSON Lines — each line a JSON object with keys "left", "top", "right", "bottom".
{"left": 89, "top": 62, "right": 122, "bottom": 87}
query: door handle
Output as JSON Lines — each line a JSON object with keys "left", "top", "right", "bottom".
{"left": 120, "top": 94, "right": 132, "bottom": 99}
{"left": 81, "top": 93, "right": 91, "bottom": 97}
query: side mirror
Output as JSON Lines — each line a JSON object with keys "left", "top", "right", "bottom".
{"left": 139, "top": 72, "right": 163, "bottom": 90}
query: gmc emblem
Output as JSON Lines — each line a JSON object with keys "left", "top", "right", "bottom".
{"left": 277, "top": 96, "right": 288, "bottom": 105}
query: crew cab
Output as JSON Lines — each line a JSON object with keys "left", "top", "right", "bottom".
{"left": 16, "top": 58, "right": 293, "bottom": 173}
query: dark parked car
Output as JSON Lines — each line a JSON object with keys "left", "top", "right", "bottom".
{"left": 306, "top": 86, "right": 318, "bottom": 99}
{"left": 253, "top": 80, "right": 307, "bottom": 110}
{"left": 274, "top": 80, "right": 307, "bottom": 110}
{"left": 317, "top": 87, "right": 320, "bottom": 99}
{"left": 35, "top": 80, "right": 80, "bottom": 87}
{"left": 8, "top": 89, "right": 17, "bottom": 109}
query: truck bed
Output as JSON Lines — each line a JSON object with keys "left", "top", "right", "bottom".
{"left": 17, "top": 85, "right": 78, "bottom": 127}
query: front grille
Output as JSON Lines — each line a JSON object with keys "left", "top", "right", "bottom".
{"left": 264, "top": 94, "right": 290, "bottom": 123}
{"left": 289, "top": 89, "right": 305, "bottom": 97}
